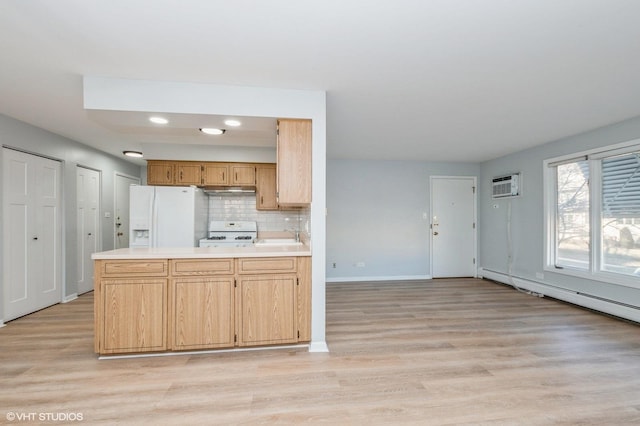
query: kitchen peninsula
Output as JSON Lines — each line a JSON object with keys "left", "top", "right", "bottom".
{"left": 92, "top": 243, "right": 311, "bottom": 356}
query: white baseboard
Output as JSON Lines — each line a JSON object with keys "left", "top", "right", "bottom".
{"left": 63, "top": 293, "right": 78, "bottom": 303}
{"left": 309, "top": 341, "right": 329, "bottom": 353}
{"left": 327, "top": 274, "right": 431, "bottom": 283}
{"left": 479, "top": 268, "right": 640, "bottom": 323}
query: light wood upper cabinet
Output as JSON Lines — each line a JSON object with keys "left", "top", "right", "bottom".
{"left": 175, "top": 162, "right": 202, "bottom": 185}
{"left": 147, "top": 161, "right": 174, "bottom": 185}
{"left": 202, "top": 163, "right": 229, "bottom": 185}
{"left": 202, "top": 163, "right": 259, "bottom": 186}
{"left": 277, "top": 119, "right": 312, "bottom": 206}
{"left": 146, "top": 160, "right": 268, "bottom": 190}
{"left": 231, "top": 164, "right": 256, "bottom": 185}
{"left": 147, "top": 160, "right": 202, "bottom": 186}
{"left": 256, "top": 164, "right": 278, "bottom": 210}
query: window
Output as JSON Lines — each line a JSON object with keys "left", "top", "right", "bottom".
{"left": 545, "top": 141, "right": 640, "bottom": 287}
{"left": 601, "top": 152, "right": 640, "bottom": 275}
{"left": 555, "top": 159, "right": 590, "bottom": 270}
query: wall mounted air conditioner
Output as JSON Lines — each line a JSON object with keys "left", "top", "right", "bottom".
{"left": 492, "top": 173, "right": 521, "bottom": 198}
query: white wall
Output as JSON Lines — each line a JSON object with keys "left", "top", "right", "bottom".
{"left": 479, "top": 115, "right": 640, "bottom": 314}
{"left": 0, "top": 114, "right": 141, "bottom": 321}
{"left": 326, "top": 159, "right": 480, "bottom": 281}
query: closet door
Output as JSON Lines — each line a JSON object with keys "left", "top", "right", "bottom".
{"left": 3, "top": 148, "right": 62, "bottom": 320}
{"left": 77, "top": 166, "right": 100, "bottom": 294}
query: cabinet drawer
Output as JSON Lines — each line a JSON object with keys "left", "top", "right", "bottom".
{"left": 100, "top": 260, "right": 168, "bottom": 277}
{"left": 237, "top": 257, "right": 296, "bottom": 274}
{"left": 171, "top": 259, "right": 234, "bottom": 276}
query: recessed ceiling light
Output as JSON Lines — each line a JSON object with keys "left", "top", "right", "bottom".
{"left": 224, "top": 119, "right": 241, "bottom": 127}
{"left": 123, "top": 150, "right": 144, "bottom": 158}
{"left": 200, "top": 128, "right": 225, "bottom": 135}
{"left": 149, "top": 116, "right": 168, "bottom": 124}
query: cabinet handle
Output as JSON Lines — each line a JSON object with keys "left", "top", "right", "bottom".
{"left": 166, "top": 171, "right": 170, "bottom": 180}
{"left": 180, "top": 170, "right": 183, "bottom": 180}
{"left": 260, "top": 196, "right": 264, "bottom": 205}
{"left": 222, "top": 172, "right": 225, "bottom": 181}
{"left": 33, "top": 236, "right": 38, "bottom": 240}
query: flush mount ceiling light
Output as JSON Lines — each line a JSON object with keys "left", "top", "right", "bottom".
{"left": 224, "top": 119, "right": 241, "bottom": 127}
{"left": 123, "top": 150, "right": 144, "bottom": 158}
{"left": 200, "top": 128, "right": 226, "bottom": 135}
{"left": 149, "top": 116, "right": 168, "bottom": 124}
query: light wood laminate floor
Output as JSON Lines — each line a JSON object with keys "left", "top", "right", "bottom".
{"left": 2, "top": 278, "right": 640, "bottom": 425}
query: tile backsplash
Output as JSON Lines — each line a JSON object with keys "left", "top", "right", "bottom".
{"left": 208, "top": 194, "right": 310, "bottom": 234}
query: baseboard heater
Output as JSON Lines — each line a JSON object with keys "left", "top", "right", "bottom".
{"left": 479, "top": 268, "right": 640, "bottom": 324}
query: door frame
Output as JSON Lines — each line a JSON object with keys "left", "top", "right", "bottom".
{"left": 76, "top": 165, "right": 102, "bottom": 294}
{"left": 113, "top": 171, "right": 140, "bottom": 249}
{"left": 429, "top": 175, "right": 478, "bottom": 278}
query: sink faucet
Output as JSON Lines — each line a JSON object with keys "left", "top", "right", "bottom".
{"left": 287, "top": 228, "right": 300, "bottom": 242}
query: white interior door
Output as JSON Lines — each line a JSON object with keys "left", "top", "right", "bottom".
{"left": 77, "top": 166, "right": 100, "bottom": 294}
{"left": 431, "top": 176, "right": 477, "bottom": 278}
{"left": 3, "top": 148, "right": 62, "bottom": 321}
{"left": 114, "top": 173, "right": 140, "bottom": 249}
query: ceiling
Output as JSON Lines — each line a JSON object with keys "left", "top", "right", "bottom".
{"left": 2, "top": 1, "right": 640, "bottom": 164}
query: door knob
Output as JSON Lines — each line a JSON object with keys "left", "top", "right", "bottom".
{"left": 433, "top": 231, "right": 439, "bottom": 236}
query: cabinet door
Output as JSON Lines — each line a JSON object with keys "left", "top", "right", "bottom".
{"left": 147, "top": 161, "right": 173, "bottom": 185}
{"left": 175, "top": 162, "right": 202, "bottom": 185}
{"left": 277, "top": 119, "right": 312, "bottom": 205}
{"left": 171, "top": 277, "right": 235, "bottom": 350}
{"left": 231, "top": 164, "right": 256, "bottom": 185}
{"left": 238, "top": 275, "right": 296, "bottom": 346}
{"left": 101, "top": 278, "right": 167, "bottom": 354}
{"left": 203, "top": 164, "right": 229, "bottom": 185}
{"left": 256, "top": 164, "right": 278, "bottom": 210}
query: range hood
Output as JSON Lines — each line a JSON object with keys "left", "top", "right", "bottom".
{"left": 203, "top": 186, "right": 256, "bottom": 194}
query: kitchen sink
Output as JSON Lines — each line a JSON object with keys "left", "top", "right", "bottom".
{"left": 254, "top": 238, "right": 303, "bottom": 247}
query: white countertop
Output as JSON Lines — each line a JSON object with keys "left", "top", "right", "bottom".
{"left": 92, "top": 244, "right": 311, "bottom": 260}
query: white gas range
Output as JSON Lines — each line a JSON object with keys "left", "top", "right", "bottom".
{"left": 198, "top": 221, "right": 257, "bottom": 247}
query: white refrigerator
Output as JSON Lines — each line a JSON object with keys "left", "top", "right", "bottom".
{"left": 129, "top": 185, "right": 208, "bottom": 248}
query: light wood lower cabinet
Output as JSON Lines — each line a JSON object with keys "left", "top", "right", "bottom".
{"left": 171, "top": 277, "right": 235, "bottom": 350}
{"left": 170, "top": 258, "right": 235, "bottom": 350}
{"left": 95, "top": 256, "right": 311, "bottom": 355}
{"left": 237, "top": 275, "right": 297, "bottom": 346}
{"left": 101, "top": 278, "right": 168, "bottom": 354}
